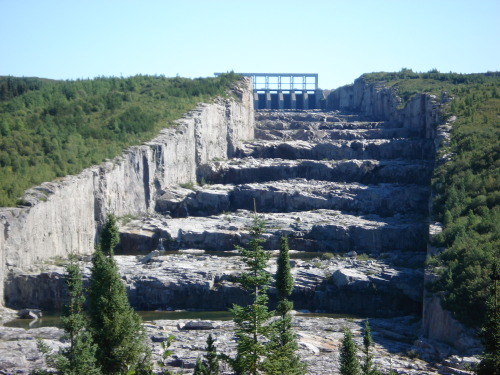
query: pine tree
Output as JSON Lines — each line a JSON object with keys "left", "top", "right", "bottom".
{"left": 99, "top": 214, "right": 119, "bottom": 256}
{"left": 59, "top": 260, "right": 101, "bottom": 375}
{"left": 203, "top": 334, "right": 220, "bottom": 375}
{"left": 340, "top": 328, "right": 360, "bottom": 375}
{"left": 361, "top": 320, "right": 379, "bottom": 375}
{"left": 262, "top": 235, "right": 306, "bottom": 375}
{"left": 275, "top": 235, "right": 293, "bottom": 301}
{"left": 36, "top": 259, "right": 101, "bottom": 375}
{"left": 230, "top": 215, "right": 274, "bottom": 375}
{"left": 194, "top": 357, "right": 206, "bottom": 375}
{"left": 476, "top": 262, "right": 500, "bottom": 375}
{"left": 87, "top": 214, "right": 150, "bottom": 374}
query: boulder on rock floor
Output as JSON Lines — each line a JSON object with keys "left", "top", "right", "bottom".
{"left": 331, "top": 268, "right": 369, "bottom": 287}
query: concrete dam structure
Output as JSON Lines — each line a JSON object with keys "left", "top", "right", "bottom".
{"left": 215, "top": 73, "right": 324, "bottom": 110}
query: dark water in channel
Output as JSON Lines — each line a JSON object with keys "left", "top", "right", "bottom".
{"left": 4, "top": 310, "right": 234, "bottom": 329}
{"left": 4, "top": 310, "right": 358, "bottom": 330}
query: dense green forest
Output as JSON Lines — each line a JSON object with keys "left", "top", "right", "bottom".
{"left": 363, "top": 69, "right": 500, "bottom": 327}
{"left": 0, "top": 73, "right": 239, "bottom": 207}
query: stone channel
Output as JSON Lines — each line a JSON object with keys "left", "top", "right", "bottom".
{"left": 2, "top": 109, "right": 480, "bottom": 374}
{"left": 115, "top": 109, "right": 432, "bottom": 315}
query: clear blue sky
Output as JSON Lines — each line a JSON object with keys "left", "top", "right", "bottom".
{"left": 1, "top": 0, "right": 499, "bottom": 89}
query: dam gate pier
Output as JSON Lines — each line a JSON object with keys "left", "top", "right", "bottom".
{"left": 215, "top": 72, "right": 324, "bottom": 110}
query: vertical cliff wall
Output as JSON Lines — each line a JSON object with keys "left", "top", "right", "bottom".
{"left": 0, "top": 79, "right": 254, "bottom": 305}
{"left": 327, "top": 77, "right": 441, "bottom": 138}
{"left": 328, "top": 79, "right": 477, "bottom": 350}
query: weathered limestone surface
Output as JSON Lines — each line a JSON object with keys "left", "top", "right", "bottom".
{"left": 0, "top": 79, "right": 254, "bottom": 306}
{"left": 239, "top": 138, "right": 436, "bottom": 161}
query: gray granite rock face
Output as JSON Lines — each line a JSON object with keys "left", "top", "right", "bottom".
{"left": 119, "top": 209, "right": 427, "bottom": 254}
{"left": 156, "top": 180, "right": 429, "bottom": 217}
{"left": 0, "top": 78, "right": 254, "bottom": 306}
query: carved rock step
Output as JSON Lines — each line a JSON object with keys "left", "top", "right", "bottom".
{"left": 256, "top": 118, "right": 391, "bottom": 130}
{"left": 3, "top": 253, "right": 424, "bottom": 317}
{"left": 256, "top": 127, "right": 412, "bottom": 141}
{"left": 198, "top": 158, "right": 433, "bottom": 186}
{"left": 238, "top": 139, "right": 435, "bottom": 161}
{"left": 254, "top": 109, "right": 385, "bottom": 124}
{"left": 156, "top": 180, "right": 429, "bottom": 218}
{"left": 118, "top": 209, "right": 427, "bottom": 254}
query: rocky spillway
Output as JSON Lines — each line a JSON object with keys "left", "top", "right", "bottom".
{"left": 110, "top": 109, "right": 431, "bottom": 317}
{"left": 2, "top": 108, "right": 462, "bottom": 375}
{"left": 5, "top": 103, "right": 479, "bottom": 375}
{"left": 5, "top": 109, "right": 432, "bottom": 318}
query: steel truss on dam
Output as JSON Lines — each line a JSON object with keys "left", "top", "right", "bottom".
{"left": 215, "top": 73, "right": 324, "bottom": 110}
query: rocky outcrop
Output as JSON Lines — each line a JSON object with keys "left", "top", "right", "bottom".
{"left": 0, "top": 78, "right": 254, "bottom": 306}
{"left": 198, "top": 158, "right": 433, "bottom": 186}
{"left": 328, "top": 80, "right": 474, "bottom": 350}
{"left": 422, "top": 294, "right": 481, "bottom": 353}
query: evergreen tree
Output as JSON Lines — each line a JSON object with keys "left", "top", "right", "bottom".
{"left": 361, "top": 320, "right": 379, "bottom": 375}
{"left": 59, "top": 260, "right": 101, "bottom": 375}
{"left": 230, "top": 215, "right": 274, "bottom": 375}
{"left": 262, "top": 235, "right": 306, "bottom": 375}
{"left": 476, "top": 262, "right": 500, "bottom": 375}
{"left": 340, "top": 328, "right": 360, "bottom": 375}
{"left": 87, "top": 214, "right": 150, "bottom": 374}
{"left": 156, "top": 334, "right": 175, "bottom": 375}
{"left": 275, "top": 235, "right": 293, "bottom": 301}
{"left": 194, "top": 357, "right": 207, "bottom": 375}
{"left": 99, "top": 214, "right": 119, "bottom": 255}
{"left": 203, "top": 334, "right": 220, "bottom": 375}
{"left": 36, "top": 260, "right": 101, "bottom": 375}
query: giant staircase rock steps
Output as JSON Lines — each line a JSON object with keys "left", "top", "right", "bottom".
{"left": 255, "top": 111, "right": 414, "bottom": 141}
{"left": 156, "top": 180, "right": 430, "bottom": 217}
{"left": 5, "top": 109, "right": 433, "bottom": 320}
{"left": 5, "top": 253, "right": 424, "bottom": 318}
{"left": 119, "top": 210, "right": 427, "bottom": 254}
{"left": 237, "top": 139, "right": 435, "bottom": 161}
{"left": 117, "top": 108, "right": 433, "bottom": 317}
{"left": 256, "top": 126, "right": 413, "bottom": 141}
{"left": 198, "top": 158, "right": 433, "bottom": 185}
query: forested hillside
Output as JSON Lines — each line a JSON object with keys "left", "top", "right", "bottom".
{"left": 363, "top": 70, "right": 500, "bottom": 327}
{"left": 0, "top": 73, "right": 239, "bottom": 206}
